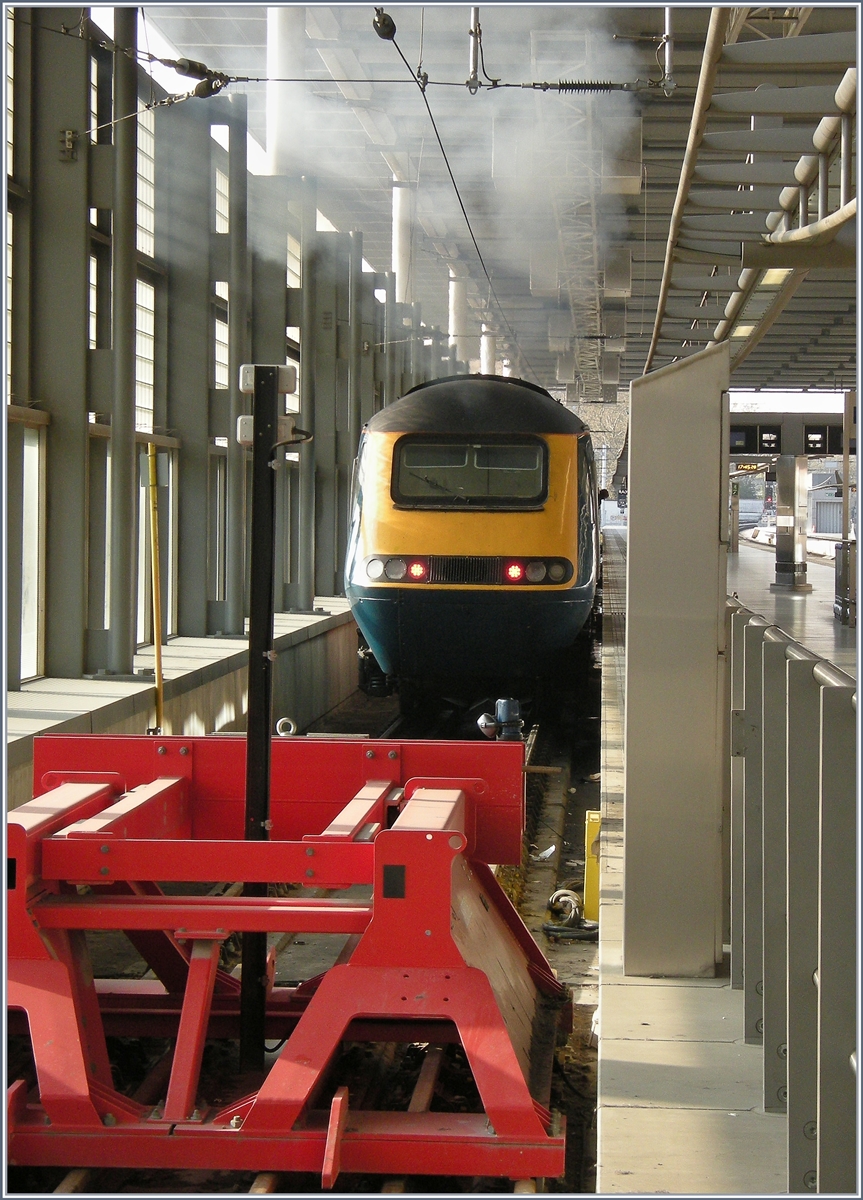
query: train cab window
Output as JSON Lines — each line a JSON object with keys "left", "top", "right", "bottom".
{"left": 392, "top": 436, "right": 548, "bottom": 509}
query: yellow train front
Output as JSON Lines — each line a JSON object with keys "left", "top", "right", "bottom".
{"left": 345, "top": 375, "right": 599, "bottom": 695}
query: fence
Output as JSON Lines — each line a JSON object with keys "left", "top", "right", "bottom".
{"left": 729, "top": 602, "right": 857, "bottom": 1194}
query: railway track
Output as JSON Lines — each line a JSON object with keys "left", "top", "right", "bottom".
{"left": 7, "top": 642, "right": 600, "bottom": 1196}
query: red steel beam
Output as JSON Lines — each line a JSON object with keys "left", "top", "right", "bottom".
{"left": 34, "top": 894, "right": 372, "bottom": 934}
{"left": 163, "top": 939, "right": 222, "bottom": 1123}
{"left": 40, "top": 838, "right": 373, "bottom": 886}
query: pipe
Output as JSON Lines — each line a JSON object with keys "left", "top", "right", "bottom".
{"left": 147, "top": 443, "right": 164, "bottom": 731}
{"left": 225, "top": 93, "right": 250, "bottom": 635}
{"left": 663, "top": 7, "right": 675, "bottom": 96}
{"left": 108, "top": 6, "right": 138, "bottom": 675}
{"left": 764, "top": 197, "right": 856, "bottom": 245}
{"left": 643, "top": 6, "right": 730, "bottom": 373}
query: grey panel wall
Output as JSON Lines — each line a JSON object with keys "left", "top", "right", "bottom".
{"left": 623, "top": 341, "right": 730, "bottom": 977}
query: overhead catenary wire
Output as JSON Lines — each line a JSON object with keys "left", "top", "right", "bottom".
{"left": 386, "top": 33, "right": 541, "bottom": 384}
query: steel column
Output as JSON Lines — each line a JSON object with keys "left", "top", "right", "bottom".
{"left": 30, "top": 9, "right": 91, "bottom": 678}
{"left": 839, "top": 113, "right": 852, "bottom": 208}
{"left": 158, "top": 102, "right": 212, "bottom": 636}
{"left": 448, "top": 271, "right": 467, "bottom": 368}
{"left": 224, "top": 94, "right": 251, "bottom": 635}
{"left": 392, "top": 181, "right": 413, "bottom": 305}
{"left": 107, "top": 6, "right": 139, "bottom": 675}
{"left": 296, "top": 177, "right": 317, "bottom": 611}
{"left": 785, "top": 656, "right": 821, "bottom": 1194}
{"left": 348, "top": 230, "right": 363, "bottom": 448}
{"left": 815, "top": 682, "right": 857, "bottom": 1193}
{"left": 383, "top": 271, "right": 397, "bottom": 406}
{"left": 481, "top": 328, "right": 496, "bottom": 375}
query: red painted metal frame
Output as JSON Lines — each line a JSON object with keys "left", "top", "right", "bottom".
{"left": 8, "top": 735, "right": 567, "bottom": 1186}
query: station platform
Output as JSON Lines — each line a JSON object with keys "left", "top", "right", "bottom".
{"left": 595, "top": 526, "right": 857, "bottom": 1194}
{"left": 727, "top": 539, "right": 856, "bottom": 678}
{"left": 6, "top": 600, "right": 356, "bottom": 810}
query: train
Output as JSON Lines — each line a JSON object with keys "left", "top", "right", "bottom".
{"left": 344, "top": 374, "right": 599, "bottom": 702}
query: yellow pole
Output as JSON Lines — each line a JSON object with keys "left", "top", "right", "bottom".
{"left": 147, "top": 442, "right": 164, "bottom": 732}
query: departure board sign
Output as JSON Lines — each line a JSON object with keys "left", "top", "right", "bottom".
{"left": 758, "top": 425, "right": 781, "bottom": 454}
{"left": 730, "top": 426, "right": 757, "bottom": 454}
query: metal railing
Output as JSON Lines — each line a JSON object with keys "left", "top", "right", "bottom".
{"left": 728, "top": 601, "right": 857, "bottom": 1193}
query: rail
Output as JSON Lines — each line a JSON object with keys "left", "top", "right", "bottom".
{"left": 728, "top": 600, "right": 857, "bottom": 1194}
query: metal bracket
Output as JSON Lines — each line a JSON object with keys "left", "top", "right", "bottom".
{"left": 59, "top": 129, "right": 79, "bottom": 161}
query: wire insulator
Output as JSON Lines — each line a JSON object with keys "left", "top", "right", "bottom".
{"left": 557, "top": 79, "right": 616, "bottom": 92}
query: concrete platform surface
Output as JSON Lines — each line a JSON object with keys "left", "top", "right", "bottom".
{"left": 597, "top": 528, "right": 788, "bottom": 1195}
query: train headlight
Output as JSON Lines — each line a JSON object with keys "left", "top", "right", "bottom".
{"left": 384, "top": 558, "right": 407, "bottom": 580}
{"left": 505, "top": 562, "right": 524, "bottom": 583}
{"left": 525, "top": 561, "right": 547, "bottom": 583}
{"left": 547, "top": 561, "right": 566, "bottom": 582}
{"left": 408, "top": 561, "right": 427, "bottom": 580}
{"left": 366, "top": 558, "right": 385, "bottom": 581}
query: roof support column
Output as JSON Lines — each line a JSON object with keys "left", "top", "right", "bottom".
{"left": 448, "top": 270, "right": 469, "bottom": 368}
{"left": 108, "top": 6, "right": 139, "bottom": 675}
{"left": 481, "top": 327, "right": 496, "bottom": 376}
{"left": 392, "top": 180, "right": 414, "bottom": 305}
{"left": 222, "top": 95, "right": 251, "bottom": 635}
{"left": 296, "top": 177, "right": 317, "bottom": 610}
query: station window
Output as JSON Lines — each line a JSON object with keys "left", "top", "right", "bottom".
{"left": 136, "top": 465, "right": 149, "bottom": 646}
{"left": 137, "top": 102, "right": 155, "bottom": 258}
{"left": 90, "top": 56, "right": 98, "bottom": 143}
{"left": 208, "top": 442, "right": 227, "bottom": 602}
{"left": 214, "top": 282, "right": 229, "bottom": 388}
{"left": 135, "top": 279, "right": 155, "bottom": 432}
{"left": 89, "top": 255, "right": 98, "bottom": 350}
{"left": 215, "top": 167, "right": 230, "bottom": 234}
{"left": 20, "top": 426, "right": 45, "bottom": 680}
{"left": 287, "top": 234, "right": 301, "bottom": 288}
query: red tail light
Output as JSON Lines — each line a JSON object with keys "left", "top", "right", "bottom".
{"left": 408, "top": 561, "right": 427, "bottom": 580}
{"left": 505, "top": 562, "right": 524, "bottom": 582}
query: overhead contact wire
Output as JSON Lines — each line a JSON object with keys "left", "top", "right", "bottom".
{"left": 389, "top": 36, "right": 540, "bottom": 384}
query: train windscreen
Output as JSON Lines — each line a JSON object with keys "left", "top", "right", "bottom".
{"left": 392, "top": 435, "right": 548, "bottom": 509}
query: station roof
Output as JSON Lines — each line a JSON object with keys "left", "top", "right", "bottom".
{"left": 145, "top": 4, "right": 857, "bottom": 420}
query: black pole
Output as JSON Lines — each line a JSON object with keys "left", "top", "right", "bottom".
{"left": 239, "top": 365, "right": 279, "bottom": 1075}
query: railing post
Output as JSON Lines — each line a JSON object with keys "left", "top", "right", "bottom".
{"left": 742, "top": 619, "right": 768, "bottom": 1042}
{"left": 761, "top": 634, "right": 788, "bottom": 1113}
{"left": 815, "top": 681, "right": 857, "bottom": 1193}
{"left": 785, "top": 655, "right": 822, "bottom": 1194}
{"left": 729, "top": 608, "right": 752, "bottom": 990}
